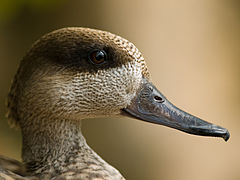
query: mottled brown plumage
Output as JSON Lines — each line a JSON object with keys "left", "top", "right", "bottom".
{"left": 3, "top": 27, "right": 147, "bottom": 180}
{"left": 1, "top": 27, "right": 229, "bottom": 180}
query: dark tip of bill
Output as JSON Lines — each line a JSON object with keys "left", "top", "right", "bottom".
{"left": 223, "top": 130, "right": 230, "bottom": 142}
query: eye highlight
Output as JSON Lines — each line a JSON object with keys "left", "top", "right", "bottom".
{"left": 89, "top": 50, "right": 107, "bottom": 65}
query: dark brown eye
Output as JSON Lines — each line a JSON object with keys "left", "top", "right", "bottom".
{"left": 89, "top": 50, "right": 107, "bottom": 65}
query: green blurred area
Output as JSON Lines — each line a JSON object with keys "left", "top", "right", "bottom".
{"left": 0, "top": 0, "right": 240, "bottom": 180}
{"left": 0, "top": 0, "right": 65, "bottom": 22}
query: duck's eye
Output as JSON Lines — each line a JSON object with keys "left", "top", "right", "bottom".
{"left": 89, "top": 50, "right": 107, "bottom": 65}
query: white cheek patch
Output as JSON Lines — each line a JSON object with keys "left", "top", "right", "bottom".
{"left": 84, "top": 61, "right": 142, "bottom": 114}
{"left": 41, "top": 61, "right": 143, "bottom": 120}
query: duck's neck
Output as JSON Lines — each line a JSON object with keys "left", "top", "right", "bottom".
{"left": 21, "top": 118, "right": 122, "bottom": 178}
{"left": 21, "top": 119, "right": 84, "bottom": 172}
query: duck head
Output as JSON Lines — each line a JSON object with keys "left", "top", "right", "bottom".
{"left": 8, "top": 27, "right": 229, "bottom": 141}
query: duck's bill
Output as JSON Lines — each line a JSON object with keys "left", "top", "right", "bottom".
{"left": 123, "top": 78, "right": 230, "bottom": 141}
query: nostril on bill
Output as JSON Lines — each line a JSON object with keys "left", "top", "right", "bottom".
{"left": 154, "top": 95, "right": 164, "bottom": 103}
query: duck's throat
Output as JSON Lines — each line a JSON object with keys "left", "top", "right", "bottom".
{"left": 19, "top": 117, "right": 125, "bottom": 179}
{"left": 21, "top": 118, "right": 88, "bottom": 174}
{"left": 20, "top": 118, "right": 125, "bottom": 180}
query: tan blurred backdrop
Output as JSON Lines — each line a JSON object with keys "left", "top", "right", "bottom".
{"left": 0, "top": 0, "right": 239, "bottom": 180}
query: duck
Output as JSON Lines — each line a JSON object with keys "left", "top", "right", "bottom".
{"left": 0, "top": 27, "right": 230, "bottom": 180}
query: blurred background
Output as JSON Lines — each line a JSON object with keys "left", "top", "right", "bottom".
{"left": 0, "top": 0, "right": 239, "bottom": 179}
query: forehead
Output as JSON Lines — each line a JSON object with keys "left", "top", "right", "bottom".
{"left": 28, "top": 27, "right": 149, "bottom": 77}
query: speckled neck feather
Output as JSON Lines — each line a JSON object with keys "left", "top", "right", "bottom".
{"left": 22, "top": 118, "right": 123, "bottom": 179}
